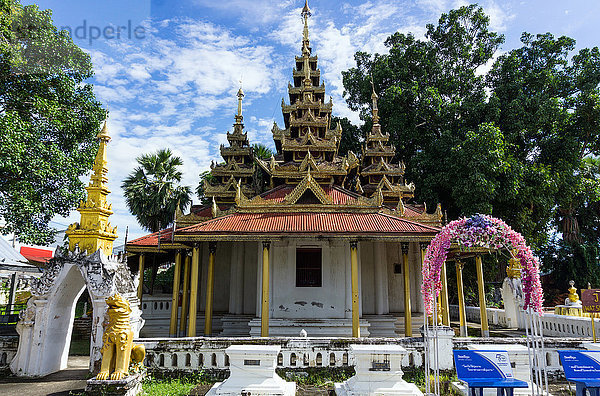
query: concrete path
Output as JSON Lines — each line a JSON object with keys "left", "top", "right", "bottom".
{"left": 0, "top": 356, "right": 88, "bottom": 396}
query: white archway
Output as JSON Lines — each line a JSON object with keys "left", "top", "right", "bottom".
{"left": 10, "top": 247, "right": 144, "bottom": 377}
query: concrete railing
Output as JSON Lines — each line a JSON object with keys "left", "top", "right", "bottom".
{"left": 138, "top": 336, "right": 596, "bottom": 376}
{"left": 138, "top": 337, "right": 426, "bottom": 371}
{"left": 140, "top": 295, "right": 172, "bottom": 318}
{"left": 450, "top": 304, "right": 600, "bottom": 338}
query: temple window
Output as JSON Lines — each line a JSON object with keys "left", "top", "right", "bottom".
{"left": 296, "top": 248, "right": 322, "bottom": 287}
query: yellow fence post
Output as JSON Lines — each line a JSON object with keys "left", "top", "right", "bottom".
{"left": 169, "top": 250, "right": 182, "bottom": 337}
{"left": 476, "top": 255, "right": 490, "bottom": 337}
{"left": 456, "top": 261, "right": 467, "bottom": 336}
{"left": 187, "top": 245, "right": 200, "bottom": 337}
{"left": 137, "top": 254, "right": 145, "bottom": 304}
{"left": 204, "top": 242, "right": 216, "bottom": 336}
{"left": 261, "top": 241, "right": 270, "bottom": 337}
{"left": 179, "top": 253, "right": 190, "bottom": 336}
{"left": 401, "top": 242, "right": 412, "bottom": 337}
{"left": 351, "top": 241, "right": 360, "bottom": 338}
{"left": 441, "top": 261, "right": 450, "bottom": 326}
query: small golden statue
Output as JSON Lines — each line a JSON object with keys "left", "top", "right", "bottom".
{"left": 565, "top": 280, "right": 581, "bottom": 306}
{"left": 96, "top": 294, "right": 145, "bottom": 380}
{"left": 506, "top": 255, "right": 522, "bottom": 279}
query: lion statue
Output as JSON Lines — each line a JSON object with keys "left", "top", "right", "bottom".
{"left": 96, "top": 294, "right": 145, "bottom": 380}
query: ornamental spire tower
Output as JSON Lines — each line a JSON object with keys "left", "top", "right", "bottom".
{"left": 269, "top": 0, "right": 356, "bottom": 186}
{"left": 204, "top": 86, "right": 256, "bottom": 204}
{"left": 359, "top": 81, "right": 415, "bottom": 205}
{"left": 66, "top": 118, "right": 118, "bottom": 256}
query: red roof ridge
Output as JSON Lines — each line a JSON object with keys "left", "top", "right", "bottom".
{"left": 376, "top": 211, "right": 441, "bottom": 231}
{"left": 176, "top": 213, "right": 238, "bottom": 232}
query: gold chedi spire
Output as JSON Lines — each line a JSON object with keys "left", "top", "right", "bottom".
{"left": 301, "top": 0, "right": 311, "bottom": 57}
{"left": 370, "top": 76, "right": 379, "bottom": 124}
{"left": 235, "top": 85, "right": 244, "bottom": 124}
{"left": 66, "top": 117, "right": 118, "bottom": 256}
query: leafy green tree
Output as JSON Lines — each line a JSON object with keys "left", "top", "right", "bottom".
{"left": 252, "top": 143, "right": 273, "bottom": 160}
{"left": 195, "top": 170, "right": 215, "bottom": 206}
{"left": 343, "top": 4, "right": 503, "bottom": 221}
{"left": 342, "top": 5, "right": 600, "bottom": 293}
{"left": 0, "top": 0, "right": 105, "bottom": 244}
{"left": 333, "top": 116, "right": 365, "bottom": 156}
{"left": 122, "top": 149, "right": 192, "bottom": 233}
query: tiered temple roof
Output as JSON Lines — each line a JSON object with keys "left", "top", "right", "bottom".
{"left": 128, "top": 1, "right": 442, "bottom": 251}
{"left": 358, "top": 82, "right": 415, "bottom": 205}
{"left": 266, "top": 2, "right": 358, "bottom": 186}
{"left": 204, "top": 88, "right": 256, "bottom": 204}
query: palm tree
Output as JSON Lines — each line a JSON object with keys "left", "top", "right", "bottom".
{"left": 122, "top": 148, "right": 192, "bottom": 233}
{"left": 252, "top": 143, "right": 274, "bottom": 160}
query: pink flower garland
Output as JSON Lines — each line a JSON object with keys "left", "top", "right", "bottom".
{"left": 421, "top": 214, "right": 544, "bottom": 316}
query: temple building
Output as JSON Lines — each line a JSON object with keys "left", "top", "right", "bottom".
{"left": 127, "top": 1, "right": 444, "bottom": 338}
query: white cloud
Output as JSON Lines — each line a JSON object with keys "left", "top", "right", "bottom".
{"left": 54, "top": 1, "right": 516, "bottom": 242}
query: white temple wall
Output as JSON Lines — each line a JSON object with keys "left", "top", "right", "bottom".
{"left": 359, "top": 242, "right": 375, "bottom": 315}
{"left": 242, "top": 242, "right": 257, "bottom": 315}
{"left": 386, "top": 242, "right": 403, "bottom": 313}
{"left": 385, "top": 242, "right": 424, "bottom": 314}
{"left": 269, "top": 239, "right": 348, "bottom": 319}
{"left": 198, "top": 241, "right": 231, "bottom": 313}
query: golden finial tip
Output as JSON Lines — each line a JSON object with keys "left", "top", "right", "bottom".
{"left": 97, "top": 118, "right": 111, "bottom": 141}
{"left": 301, "top": 0, "right": 311, "bottom": 17}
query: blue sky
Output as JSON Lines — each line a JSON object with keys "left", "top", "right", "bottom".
{"left": 23, "top": 0, "right": 600, "bottom": 244}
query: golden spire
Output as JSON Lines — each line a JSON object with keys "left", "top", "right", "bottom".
{"left": 235, "top": 84, "right": 244, "bottom": 124}
{"left": 370, "top": 76, "right": 379, "bottom": 124}
{"left": 301, "top": 0, "right": 311, "bottom": 57}
{"left": 66, "top": 116, "right": 117, "bottom": 256}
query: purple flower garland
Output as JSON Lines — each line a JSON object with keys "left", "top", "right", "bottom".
{"left": 421, "top": 214, "right": 544, "bottom": 316}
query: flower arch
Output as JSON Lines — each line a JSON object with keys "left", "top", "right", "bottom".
{"left": 421, "top": 214, "right": 544, "bottom": 316}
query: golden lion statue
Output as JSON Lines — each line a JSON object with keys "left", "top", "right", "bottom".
{"left": 96, "top": 294, "right": 145, "bottom": 380}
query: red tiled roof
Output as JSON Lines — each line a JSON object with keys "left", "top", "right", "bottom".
{"left": 127, "top": 227, "right": 174, "bottom": 247}
{"left": 403, "top": 204, "right": 424, "bottom": 217}
{"left": 191, "top": 204, "right": 231, "bottom": 217}
{"left": 20, "top": 246, "right": 53, "bottom": 264}
{"left": 177, "top": 212, "right": 439, "bottom": 235}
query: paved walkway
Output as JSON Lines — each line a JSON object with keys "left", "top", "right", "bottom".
{"left": 0, "top": 356, "right": 88, "bottom": 396}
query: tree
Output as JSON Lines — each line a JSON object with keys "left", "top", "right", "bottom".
{"left": 122, "top": 149, "right": 192, "bottom": 233}
{"left": 252, "top": 143, "right": 273, "bottom": 160}
{"left": 342, "top": 5, "right": 600, "bottom": 293}
{"left": 333, "top": 116, "right": 365, "bottom": 156}
{"left": 0, "top": 0, "right": 105, "bottom": 244}
{"left": 195, "top": 170, "right": 215, "bottom": 206}
{"left": 343, "top": 4, "right": 503, "bottom": 222}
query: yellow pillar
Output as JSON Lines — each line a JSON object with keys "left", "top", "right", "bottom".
{"left": 204, "top": 242, "right": 216, "bottom": 336}
{"left": 261, "top": 241, "right": 270, "bottom": 337}
{"left": 137, "top": 254, "right": 145, "bottom": 304}
{"left": 401, "top": 242, "right": 412, "bottom": 337}
{"left": 440, "top": 261, "right": 450, "bottom": 326}
{"left": 187, "top": 245, "right": 200, "bottom": 337}
{"left": 350, "top": 241, "right": 360, "bottom": 338}
{"left": 169, "top": 250, "right": 182, "bottom": 337}
{"left": 179, "top": 253, "right": 191, "bottom": 336}
{"left": 476, "top": 255, "right": 490, "bottom": 337}
{"left": 420, "top": 242, "right": 429, "bottom": 324}
{"left": 455, "top": 261, "right": 467, "bottom": 337}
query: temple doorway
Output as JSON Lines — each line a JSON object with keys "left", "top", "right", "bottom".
{"left": 10, "top": 249, "right": 143, "bottom": 377}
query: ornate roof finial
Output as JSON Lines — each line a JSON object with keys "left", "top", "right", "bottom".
{"left": 370, "top": 75, "right": 379, "bottom": 124}
{"left": 235, "top": 82, "right": 244, "bottom": 124}
{"left": 301, "top": 0, "right": 312, "bottom": 57}
{"left": 97, "top": 111, "right": 111, "bottom": 141}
